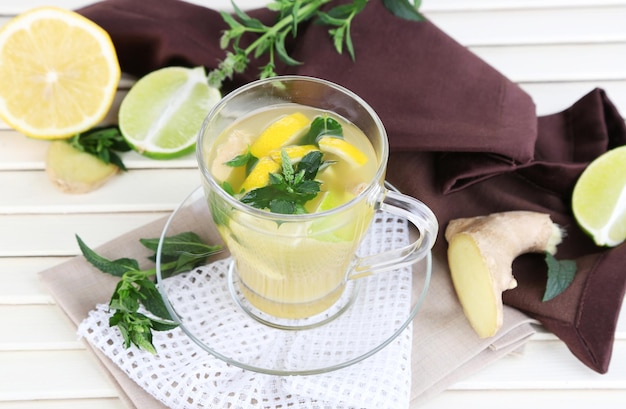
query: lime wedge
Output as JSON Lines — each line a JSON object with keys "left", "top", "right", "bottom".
{"left": 572, "top": 145, "right": 626, "bottom": 247}
{"left": 119, "top": 66, "right": 220, "bottom": 159}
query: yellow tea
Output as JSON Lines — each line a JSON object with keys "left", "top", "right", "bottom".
{"left": 206, "top": 103, "right": 379, "bottom": 318}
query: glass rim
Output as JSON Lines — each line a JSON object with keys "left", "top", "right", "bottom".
{"left": 196, "top": 75, "right": 389, "bottom": 221}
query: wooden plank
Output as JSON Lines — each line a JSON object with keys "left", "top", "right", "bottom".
{"left": 0, "top": 0, "right": 266, "bottom": 14}
{"left": 0, "top": 350, "right": 119, "bottom": 401}
{"left": 0, "top": 257, "right": 66, "bottom": 304}
{"left": 0, "top": 399, "right": 126, "bottom": 409}
{"left": 0, "top": 213, "right": 167, "bottom": 257}
{"left": 3, "top": 0, "right": 626, "bottom": 15}
{"left": 427, "top": 6, "right": 626, "bottom": 45}
{"left": 0, "top": 169, "right": 199, "bottom": 214}
{"left": 451, "top": 339, "right": 626, "bottom": 390}
{"left": 422, "top": 389, "right": 626, "bottom": 408}
{"left": 520, "top": 80, "right": 626, "bottom": 116}
{"left": 472, "top": 43, "right": 626, "bottom": 83}
{"left": 0, "top": 305, "right": 83, "bottom": 351}
{"left": 0, "top": 130, "right": 196, "bottom": 170}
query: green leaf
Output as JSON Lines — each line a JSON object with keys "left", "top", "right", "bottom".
{"left": 297, "top": 150, "right": 324, "bottom": 180}
{"left": 76, "top": 235, "right": 139, "bottom": 277}
{"left": 68, "top": 125, "right": 130, "bottom": 171}
{"left": 382, "top": 0, "right": 426, "bottom": 22}
{"left": 330, "top": 26, "right": 345, "bottom": 54}
{"left": 270, "top": 199, "right": 297, "bottom": 214}
{"left": 543, "top": 252, "right": 577, "bottom": 302}
{"left": 225, "top": 150, "right": 252, "bottom": 167}
{"left": 149, "top": 318, "right": 179, "bottom": 332}
{"left": 231, "top": 0, "right": 266, "bottom": 30}
{"left": 140, "top": 232, "right": 221, "bottom": 257}
{"left": 222, "top": 181, "right": 236, "bottom": 196}
{"left": 302, "top": 115, "right": 343, "bottom": 145}
{"left": 137, "top": 280, "right": 174, "bottom": 320}
{"left": 275, "top": 29, "right": 301, "bottom": 66}
{"left": 281, "top": 150, "right": 296, "bottom": 183}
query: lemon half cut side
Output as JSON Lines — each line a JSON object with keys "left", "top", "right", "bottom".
{"left": 0, "top": 7, "right": 121, "bottom": 139}
{"left": 572, "top": 145, "right": 626, "bottom": 247}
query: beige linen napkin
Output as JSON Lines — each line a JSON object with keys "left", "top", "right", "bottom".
{"left": 39, "top": 191, "right": 535, "bottom": 408}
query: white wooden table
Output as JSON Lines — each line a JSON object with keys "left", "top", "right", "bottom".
{"left": 1, "top": 1, "right": 625, "bottom": 408}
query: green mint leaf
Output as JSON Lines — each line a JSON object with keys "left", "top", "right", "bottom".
{"left": 382, "top": 0, "right": 426, "bottom": 22}
{"left": 329, "top": 26, "right": 345, "bottom": 55}
{"left": 270, "top": 199, "right": 297, "bottom": 214}
{"left": 294, "top": 179, "right": 322, "bottom": 195}
{"left": 68, "top": 125, "right": 130, "bottom": 171}
{"left": 225, "top": 150, "right": 252, "bottom": 167}
{"left": 543, "top": 252, "right": 577, "bottom": 302}
{"left": 281, "top": 150, "right": 296, "bottom": 183}
{"left": 109, "top": 311, "right": 132, "bottom": 348}
{"left": 140, "top": 232, "right": 222, "bottom": 277}
{"left": 108, "top": 151, "right": 127, "bottom": 171}
{"left": 275, "top": 29, "right": 302, "bottom": 66}
{"left": 76, "top": 235, "right": 139, "bottom": 277}
{"left": 302, "top": 115, "right": 343, "bottom": 145}
{"left": 266, "top": 1, "right": 284, "bottom": 12}
{"left": 130, "top": 321, "right": 157, "bottom": 354}
{"left": 296, "top": 150, "right": 324, "bottom": 180}
{"left": 140, "top": 232, "right": 221, "bottom": 258}
{"left": 150, "top": 318, "right": 179, "bottom": 332}
{"left": 253, "top": 36, "right": 273, "bottom": 59}
{"left": 222, "top": 181, "right": 236, "bottom": 196}
{"left": 137, "top": 279, "right": 174, "bottom": 320}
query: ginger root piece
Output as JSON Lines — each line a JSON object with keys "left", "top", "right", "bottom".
{"left": 445, "top": 211, "right": 563, "bottom": 338}
{"left": 46, "top": 140, "right": 119, "bottom": 193}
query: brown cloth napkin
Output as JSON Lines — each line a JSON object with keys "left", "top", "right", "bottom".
{"left": 39, "top": 193, "right": 535, "bottom": 408}
{"left": 76, "top": 0, "right": 626, "bottom": 373}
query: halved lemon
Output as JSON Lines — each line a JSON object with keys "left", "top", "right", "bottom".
{"left": 0, "top": 7, "right": 120, "bottom": 139}
{"left": 249, "top": 112, "right": 310, "bottom": 158}
{"left": 572, "top": 145, "right": 626, "bottom": 247}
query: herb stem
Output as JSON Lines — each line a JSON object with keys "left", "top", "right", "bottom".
{"left": 243, "top": 0, "right": 330, "bottom": 57}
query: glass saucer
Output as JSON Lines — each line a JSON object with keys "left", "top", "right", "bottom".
{"left": 155, "top": 187, "right": 431, "bottom": 375}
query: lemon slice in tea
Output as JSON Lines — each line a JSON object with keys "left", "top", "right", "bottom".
{"left": 240, "top": 156, "right": 281, "bottom": 192}
{"left": 0, "top": 7, "right": 120, "bottom": 139}
{"left": 119, "top": 66, "right": 220, "bottom": 159}
{"left": 249, "top": 112, "right": 310, "bottom": 158}
{"left": 572, "top": 145, "right": 626, "bottom": 247}
{"left": 269, "top": 145, "right": 319, "bottom": 163}
{"left": 318, "top": 136, "right": 368, "bottom": 167}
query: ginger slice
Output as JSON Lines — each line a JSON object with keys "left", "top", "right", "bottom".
{"left": 46, "top": 140, "right": 119, "bottom": 193}
{"left": 445, "top": 211, "right": 563, "bottom": 338}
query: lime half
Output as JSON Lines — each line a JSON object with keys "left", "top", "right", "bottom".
{"left": 572, "top": 145, "right": 626, "bottom": 247}
{"left": 119, "top": 66, "right": 221, "bottom": 159}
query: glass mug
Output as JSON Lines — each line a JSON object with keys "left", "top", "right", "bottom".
{"left": 197, "top": 76, "right": 437, "bottom": 328}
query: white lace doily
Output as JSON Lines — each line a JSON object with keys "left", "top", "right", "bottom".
{"left": 78, "top": 213, "right": 414, "bottom": 409}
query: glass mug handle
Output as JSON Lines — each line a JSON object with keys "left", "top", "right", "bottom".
{"left": 349, "top": 189, "right": 438, "bottom": 279}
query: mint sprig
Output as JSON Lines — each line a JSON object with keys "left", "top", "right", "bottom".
{"left": 68, "top": 125, "right": 130, "bottom": 171}
{"left": 77, "top": 232, "right": 222, "bottom": 353}
{"left": 208, "top": 0, "right": 425, "bottom": 87}
{"left": 240, "top": 150, "right": 324, "bottom": 214}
